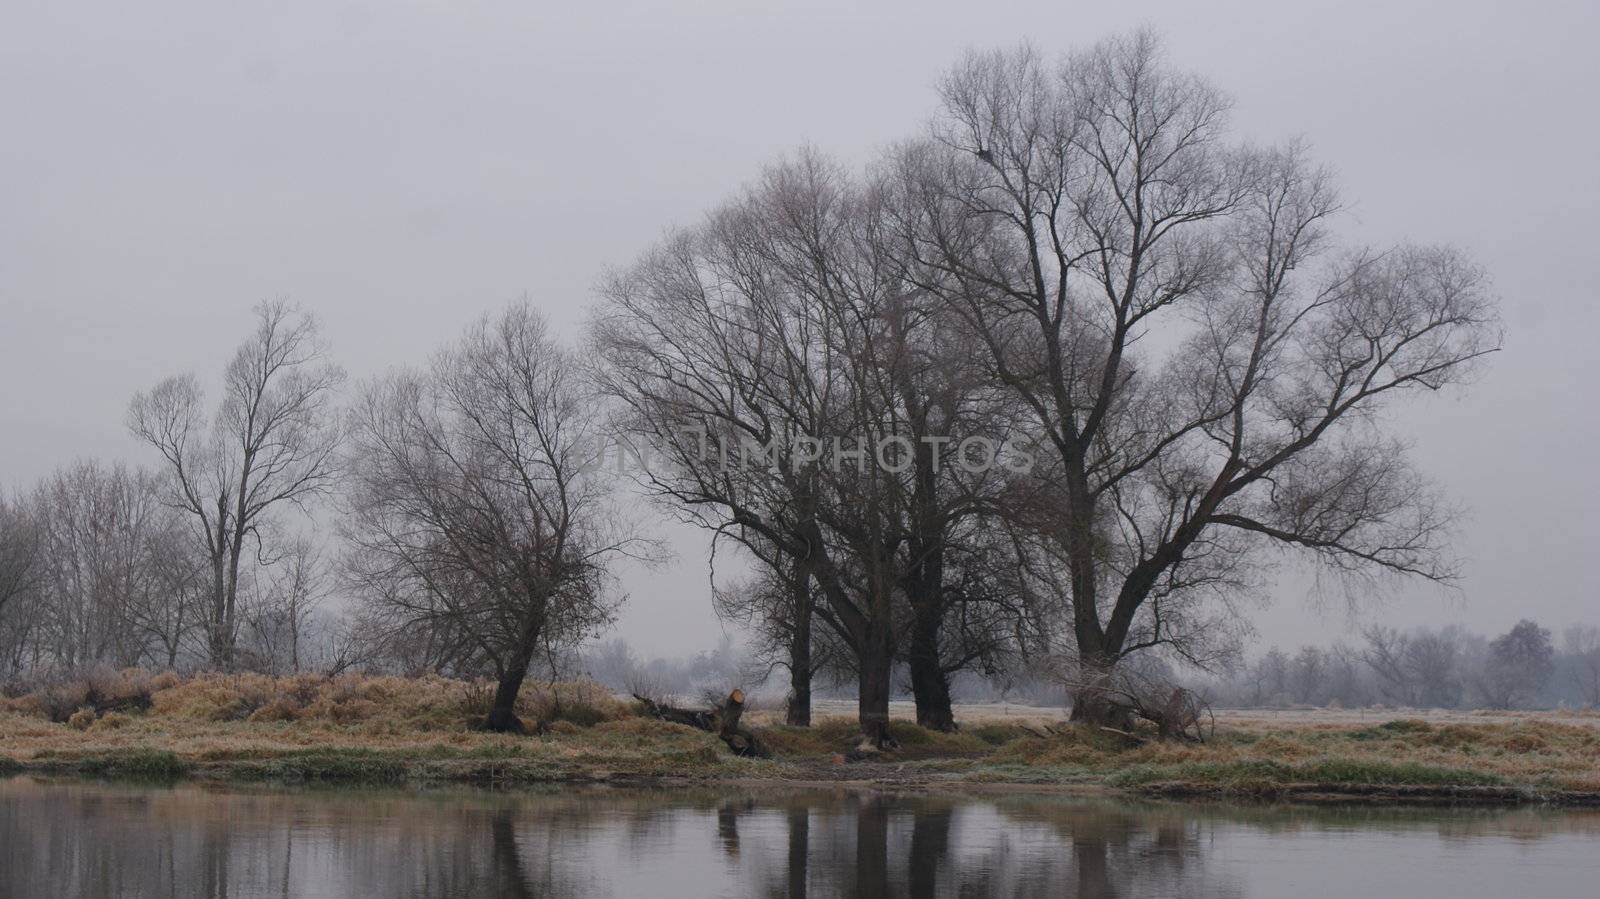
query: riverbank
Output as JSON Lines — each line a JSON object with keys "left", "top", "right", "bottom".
{"left": 4, "top": 671, "right": 1598, "bottom": 805}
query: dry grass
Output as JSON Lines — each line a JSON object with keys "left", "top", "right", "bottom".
{"left": 986, "top": 716, "right": 1600, "bottom": 794}
{"left": 0, "top": 668, "right": 755, "bottom": 780}
{"left": 4, "top": 677, "right": 1598, "bottom": 799}
{"left": 0, "top": 670, "right": 660, "bottom": 781}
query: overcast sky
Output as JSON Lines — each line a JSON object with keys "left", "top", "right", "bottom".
{"left": 2, "top": 0, "right": 1596, "bottom": 659}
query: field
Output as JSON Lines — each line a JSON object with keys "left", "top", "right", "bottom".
{"left": 3, "top": 671, "right": 1599, "bottom": 804}
{"left": 798, "top": 698, "right": 1600, "bottom": 729}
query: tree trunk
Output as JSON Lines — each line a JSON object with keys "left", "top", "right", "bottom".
{"left": 484, "top": 663, "right": 530, "bottom": 733}
{"left": 786, "top": 572, "right": 813, "bottom": 727}
{"left": 484, "top": 602, "right": 548, "bottom": 733}
{"left": 786, "top": 661, "right": 812, "bottom": 727}
{"left": 1067, "top": 653, "right": 1132, "bottom": 729}
{"left": 908, "top": 607, "right": 955, "bottom": 732}
{"left": 209, "top": 531, "right": 230, "bottom": 669}
{"left": 857, "top": 626, "right": 895, "bottom": 748}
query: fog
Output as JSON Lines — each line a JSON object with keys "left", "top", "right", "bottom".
{"left": 2, "top": 0, "right": 1596, "bottom": 658}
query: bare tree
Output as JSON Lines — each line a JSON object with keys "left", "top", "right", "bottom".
{"left": 241, "top": 536, "right": 327, "bottom": 674}
{"left": 1253, "top": 647, "right": 1290, "bottom": 706}
{"left": 1322, "top": 642, "right": 1374, "bottom": 708}
{"left": 595, "top": 152, "right": 1026, "bottom": 742}
{"left": 0, "top": 495, "right": 42, "bottom": 677}
{"left": 1288, "top": 646, "right": 1326, "bottom": 705}
{"left": 1564, "top": 625, "right": 1600, "bottom": 708}
{"left": 124, "top": 524, "right": 207, "bottom": 670}
{"left": 25, "top": 461, "right": 183, "bottom": 670}
{"left": 0, "top": 497, "right": 37, "bottom": 616}
{"left": 1408, "top": 630, "right": 1467, "bottom": 708}
{"left": 593, "top": 153, "right": 907, "bottom": 745}
{"left": 1361, "top": 625, "right": 1466, "bottom": 708}
{"left": 343, "top": 302, "right": 639, "bottom": 732}
{"left": 128, "top": 301, "right": 345, "bottom": 669}
{"left": 881, "top": 32, "right": 1500, "bottom": 723}
{"left": 1476, "top": 619, "right": 1554, "bottom": 709}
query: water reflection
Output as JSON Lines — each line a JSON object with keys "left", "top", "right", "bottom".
{"left": 1, "top": 777, "right": 1596, "bottom": 898}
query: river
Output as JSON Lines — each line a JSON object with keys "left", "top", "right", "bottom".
{"left": 1, "top": 776, "right": 1595, "bottom": 897}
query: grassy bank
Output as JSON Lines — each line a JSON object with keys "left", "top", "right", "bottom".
{"left": 4, "top": 672, "right": 1599, "bottom": 803}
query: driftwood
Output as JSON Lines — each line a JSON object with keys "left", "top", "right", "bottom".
{"left": 634, "top": 688, "right": 771, "bottom": 759}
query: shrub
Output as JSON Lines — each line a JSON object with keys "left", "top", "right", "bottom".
{"left": 247, "top": 698, "right": 302, "bottom": 723}
{"left": 35, "top": 686, "right": 87, "bottom": 723}
{"left": 151, "top": 673, "right": 277, "bottom": 721}
{"left": 90, "top": 711, "right": 131, "bottom": 732}
{"left": 515, "top": 679, "right": 632, "bottom": 727}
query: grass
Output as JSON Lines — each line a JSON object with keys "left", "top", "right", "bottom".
{"left": 27, "top": 749, "right": 192, "bottom": 780}
{"left": 1107, "top": 759, "right": 1506, "bottom": 790}
{"left": 4, "top": 671, "right": 1599, "bottom": 803}
{"left": 982, "top": 714, "right": 1600, "bottom": 798}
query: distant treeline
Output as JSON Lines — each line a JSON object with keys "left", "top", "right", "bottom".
{"left": 1198, "top": 621, "right": 1600, "bottom": 711}
{"left": 577, "top": 620, "right": 1600, "bottom": 714}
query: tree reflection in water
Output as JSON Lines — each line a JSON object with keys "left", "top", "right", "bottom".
{"left": 2, "top": 777, "right": 1597, "bottom": 898}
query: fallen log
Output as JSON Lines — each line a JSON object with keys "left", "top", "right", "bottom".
{"left": 633, "top": 689, "right": 771, "bottom": 759}
{"left": 632, "top": 695, "right": 716, "bottom": 731}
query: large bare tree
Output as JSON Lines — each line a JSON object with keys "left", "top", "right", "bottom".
{"left": 128, "top": 301, "right": 345, "bottom": 669}
{"left": 882, "top": 32, "right": 1501, "bottom": 721}
{"left": 343, "top": 302, "right": 637, "bottom": 732}
{"left": 596, "top": 152, "right": 1028, "bottom": 739}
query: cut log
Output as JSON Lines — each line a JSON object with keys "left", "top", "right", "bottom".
{"left": 714, "top": 688, "right": 770, "bottom": 758}
{"left": 633, "top": 694, "right": 716, "bottom": 731}
{"left": 634, "top": 689, "right": 771, "bottom": 759}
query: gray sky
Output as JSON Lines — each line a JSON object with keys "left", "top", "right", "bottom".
{"left": 2, "top": 0, "right": 1596, "bottom": 658}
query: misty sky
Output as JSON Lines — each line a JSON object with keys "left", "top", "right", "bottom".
{"left": 2, "top": 0, "right": 1596, "bottom": 659}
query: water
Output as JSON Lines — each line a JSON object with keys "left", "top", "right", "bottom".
{"left": 1, "top": 776, "right": 1596, "bottom": 898}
